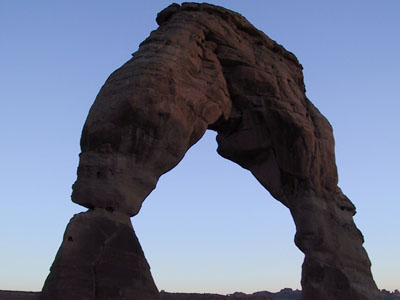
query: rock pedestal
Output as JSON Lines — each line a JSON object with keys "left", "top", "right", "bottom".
{"left": 40, "top": 209, "right": 159, "bottom": 300}
{"left": 40, "top": 3, "right": 381, "bottom": 300}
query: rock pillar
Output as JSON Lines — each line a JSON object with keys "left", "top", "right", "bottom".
{"left": 40, "top": 209, "right": 159, "bottom": 300}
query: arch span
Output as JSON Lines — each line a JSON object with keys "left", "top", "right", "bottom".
{"left": 40, "top": 3, "right": 380, "bottom": 300}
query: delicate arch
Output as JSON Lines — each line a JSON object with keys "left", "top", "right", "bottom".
{"left": 40, "top": 3, "right": 380, "bottom": 300}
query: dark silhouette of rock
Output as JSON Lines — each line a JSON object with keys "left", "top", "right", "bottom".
{"left": 159, "top": 291, "right": 274, "bottom": 300}
{"left": 253, "top": 288, "right": 301, "bottom": 300}
{"left": 4, "top": 289, "right": 399, "bottom": 300}
{"left": 40, "top": 209, "right": 158, "bottom": 300}
{"left": 0, "top": 290, "right": 40, "bottom": 300}
{"left": 40, "top": 3, "right": 381, "bottom": 300}
{"left": 381, "top": 290, "right": 400, "bottom": 300}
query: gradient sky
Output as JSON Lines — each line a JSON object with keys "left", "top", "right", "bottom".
{"left": 1, "top": 0, "right": 399, "bottom": 295}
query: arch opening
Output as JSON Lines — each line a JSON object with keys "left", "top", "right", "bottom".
{"left": 132, "top": 129, "right": 304, "bottom": 294}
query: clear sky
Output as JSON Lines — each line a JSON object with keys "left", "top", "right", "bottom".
{"left": 1, "top": 0, "right": 399, "bottom": 295}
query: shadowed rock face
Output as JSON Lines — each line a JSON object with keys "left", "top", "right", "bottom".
{"left": 40, "top": 209, "right": 158, "bottom": 300}
{"left": 40, "top": 3, "right": 381, "bottom": 300}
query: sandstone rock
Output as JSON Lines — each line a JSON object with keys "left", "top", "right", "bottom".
{"left": 40, "top": 209, "right": 158, "bottom": 300}
{"left": 41, "top": 3, "right": 381, "bottom": 300}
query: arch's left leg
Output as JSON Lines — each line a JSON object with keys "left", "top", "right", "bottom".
{"left": 40, "top": 209, "right": 159, "bottom": 300}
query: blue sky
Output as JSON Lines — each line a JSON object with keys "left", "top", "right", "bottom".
{"left": 1, "top": 0, "right": 399, "bottom": 294}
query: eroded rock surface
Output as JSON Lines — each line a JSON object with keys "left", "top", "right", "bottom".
{"left": 41, "top": 3, "right": 381, "bottom": 300}
{"left": 40, "top": 210, "right": 158, "bottom": 300}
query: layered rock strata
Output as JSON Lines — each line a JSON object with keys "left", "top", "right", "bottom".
{"left": 40, "top": 3, "right": 381, "bottom": 300}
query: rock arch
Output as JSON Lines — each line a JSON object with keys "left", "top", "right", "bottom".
{"left": 40, "top": 3, "right": 380, "bottom": 300}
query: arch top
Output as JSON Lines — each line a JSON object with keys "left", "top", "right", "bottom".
{"left": 41, "top": 3, "right": 381, "bottom": 300}
{"left": 72, "top": 1, "right": 337, "bottom": 216}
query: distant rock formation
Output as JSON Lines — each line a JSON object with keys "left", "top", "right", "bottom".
{"left": 159, "top": 291, "right": 275, "bottom": 300}
{"left": 253, "top": 288, "right": 301, "bottom": 300}
{"left": 40, "top": 3, "right": 381, "bottom": 300}
{"left": 0, "top": 290, "right": 39, "bottom": 300}
{"left": 381, "top": 290, "right": 400, "bottom": 300}
{"left": 4, "top": 289, "right": 400, "bottom": 300}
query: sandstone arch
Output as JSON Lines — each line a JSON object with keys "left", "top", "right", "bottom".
{"left": 40, "top": 3, "right": 380, "bottom": 300}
